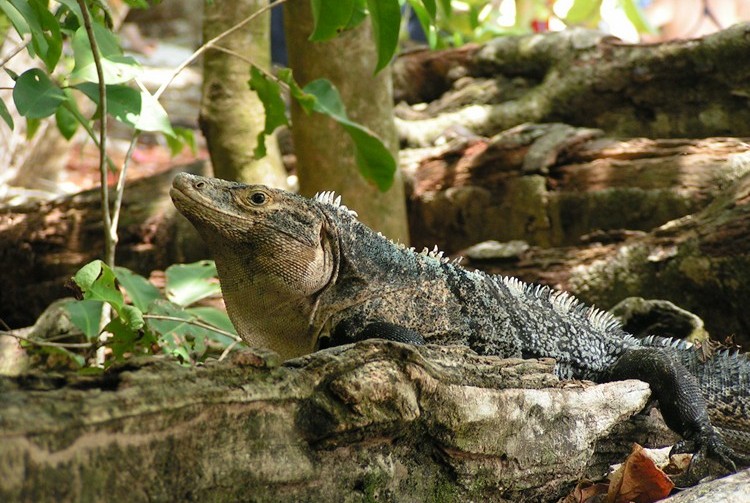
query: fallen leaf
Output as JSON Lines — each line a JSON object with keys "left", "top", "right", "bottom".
{"left": 607, "top": 444, "right": 674, "bottom": 503}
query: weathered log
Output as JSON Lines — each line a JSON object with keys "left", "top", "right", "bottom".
{"left": 404, "top": 123, "right": 750, "bottom": 253}
{"left": 0, "top": 161, "right": 209, "bottom": 328}
{"left": 393, "top": 24, "right": 750, "bottom": 146}
{"left": 465, "top": 164, "right": 750, "bottom": 348}
{"left": 0, "top": 339, "right": 656, "bottom": 502}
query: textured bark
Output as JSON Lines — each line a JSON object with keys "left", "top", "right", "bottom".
{"left": 0, "top": 162, "right": 208, "bottom": 328}
{"left": 0, "top": 340, "right": 657, "bottom": 502}
{"left": 393, "top": 24, "right": 750, "bottom": 146}
{"left": 464, "top": 167, "right": 750, "bottom": 348}
{"left": 404, "top": 124, "right": 750, "bottom": 253}
{"left": 283, "top": 1, "right": 409, "bottom": 243}
{"left": 200, "top": 0, "right": 287, "bottom": 187}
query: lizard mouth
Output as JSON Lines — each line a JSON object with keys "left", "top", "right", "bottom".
{"left": 169, "top": 175, "right": 233, "bottom": 225}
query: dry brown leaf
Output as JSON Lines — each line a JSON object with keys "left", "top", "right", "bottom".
{"left": 607, "top": 444, "right": 674, "bottom": 503}
{"left": 563, "top": 480, "right": 609, "bottom": 503}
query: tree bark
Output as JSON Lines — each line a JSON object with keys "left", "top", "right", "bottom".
{"left": 0, "top": 339, "right": 658, "bottom": 502}
{"left": 283, "top": 1, "right": 409, "bottom": 243}
{"left": 200, "top": 0, "right": 287, "bottom": 187}
{"left": 405, "top": 123, "right": 750, "bottom": 253}
{"left": 393, "top": 24, "right": 750, "bottom": 146}
{"left": 462, "top": 165, "right": 750, "bottom": 348}
{"left": 0, "top": 162, "right": 208, "bottom": 329}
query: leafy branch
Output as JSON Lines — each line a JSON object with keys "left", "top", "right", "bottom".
{"left": 59, "top": 260, "right": 243, "bottom": 367}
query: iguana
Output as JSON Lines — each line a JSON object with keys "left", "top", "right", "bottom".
{"left": 170, "top": 172, "right": 750, "bottom": 473}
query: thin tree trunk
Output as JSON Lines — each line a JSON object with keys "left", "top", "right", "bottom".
{"left": 200, "top": 0, "right": 287, "bottom": 187}
{"left": 283, "top": 1, "right": 409, "bottom": 242}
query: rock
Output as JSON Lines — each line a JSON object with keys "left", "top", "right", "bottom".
{"left": 462, "top": 239, "right": 530, "bottom": 261}
{"left": 662, "top": 468, "right": 750, "bottom": 502}
{"left": 610, "top": 297, "right": 709, "bottom": 343}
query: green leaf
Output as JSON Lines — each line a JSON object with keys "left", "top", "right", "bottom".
{"left": 133, "top": 88, "right": 174, "bottom": 135}
{"left": 248, "top": 66, "right": 288, "bottom": 159}
{"left": 0, "top": 99, "right": 13, "bottom": 129}
{"left": 421, "top": 0, "right": 437, "bottom": 18}
{"left": 13, "top": 69, "right": 66, "bottom": 119}
{"left": 310, "top": 0, "right": 355, "bottom": 41}
{"left": 105, "top": 315, "right": 140, "bottom": 360}
{"left": 54, "top": 0, "right": 84, "bottom": 24}
{"left": 165, "top": 260, "right": 221, "bottom": 307}
{"left": 620, "top": 0, "right": 656, "bottom": 34}
{"left": 438, "top": 0, "right": 451, "bottom": 15}
{"left": 75, "top": 82, "right": 138, "bottom": 122}
{"left": 71, "top": 24, "right": 141, "bottom": 84}
{"left": 186, "top": 307, "right": 236, "bottom": 335}
{"left": 565, "top": 0, "right": 602, "bottom": 24}
{"left": 114, "top": 266, "right": 162, "bottom": 312}
{"left": 119, "top": 305, "right": 145, "bottom": 331}
{"left": 55, "top": 91, "right": 79, "bottom": 139}
{"left": 146, "top": 300, "right": 207, "bottom": 363}
{"left": 72, "top": 260, "right": 124, "bottom": 311}
{"left": 165, "top": 127, "right": 197, "bottom": 156}
{"left": 0, "top": 1, "right": 30, "bottom": 37}
{"left": 365, "top": 0, "right": 401, "bottom": 72}
{"left": 146, "top": 300, "right": 193, "bottom": 337}
{"left": 277, "top": 68, "right": 316, "bottom": 113}
{"left": 123, "top": 0, "right": 149, "bottom": 8}
{"left": 407, "top": 0, "right": 438, "bottom": 48}
{"left": 65, "top": 299, "right": 103, "bottom": 340}
{"left": 27, "top": 0, "right": 62, "bottom": 70}
{"left": 186, "top": 306, "right": 238, "bottom": 347}
{"left": 304, "top": 79, "right": 396, "bottom": 191}
{"left": 5, "top": 0, "right": 62, "bottom": 71}
{"left": 345, "top": 0, "right": 368, "bottom": 30}
{"left": 74, "top": 83, "right": 174, "bottom": 135}
{"left": 25, "top": 117, "right": 41, "bottom": 139}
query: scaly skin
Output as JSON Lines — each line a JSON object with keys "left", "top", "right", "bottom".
{"left": 170, "top": 172, "right": 749, "bottom": 472}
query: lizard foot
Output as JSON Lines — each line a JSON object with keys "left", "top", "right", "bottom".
{"left": 670, "top": 428, "right": 749, "bottom": 483}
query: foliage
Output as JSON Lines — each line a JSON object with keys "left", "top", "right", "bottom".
{"left": 403, "top": 0, "right": 655, "bottom": 46}
{"left": 249, "top": 0, "right": 413, "bottom": 190}
{"left": 250, "top": 68, "right": 397, "bottom": 191}
{"left": 0, "top": 0, "right": 182, "bottom": 144}
{"left": 58, "top": 260, "right": 241, "bottom": 368}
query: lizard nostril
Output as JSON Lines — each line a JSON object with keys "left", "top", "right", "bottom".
{"left": 195, "top": 181, "right": 206, "bottom": 189}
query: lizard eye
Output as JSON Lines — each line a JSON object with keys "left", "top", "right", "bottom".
{"left": 249, "top": 192, "right": 267, "bottom": 205}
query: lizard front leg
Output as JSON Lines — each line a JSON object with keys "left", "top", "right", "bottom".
{"left": 319, "top": 317, "right": 426, "bottom": 349}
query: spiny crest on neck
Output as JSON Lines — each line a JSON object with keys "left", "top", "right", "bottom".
{"left": 313, "top": 190, "right": 359, "bottom": 218}
{"left": 313, "top": 190, "right": 461, "bottom": 265}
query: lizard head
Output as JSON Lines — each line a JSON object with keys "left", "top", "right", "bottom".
{"left": 170, "top": 172, "right": 337, "bottom": 359}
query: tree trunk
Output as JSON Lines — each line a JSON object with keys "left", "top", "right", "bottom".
{"left": 283, "top": 1, "right": 409, "bottom": 243}
{"left": 200, "top": 0, "right": 287, "bottom": 187}
{"left": 0, "top": 340, "right": 659, "bottom": 502}
{"left": 393, "top": 24, "right": 750, "bottom": 146}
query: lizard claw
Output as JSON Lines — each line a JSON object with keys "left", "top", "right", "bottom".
{"left": 670, "top": 428, "right": 747, "bottom": 480}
